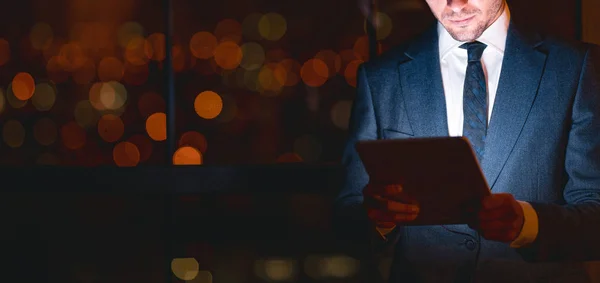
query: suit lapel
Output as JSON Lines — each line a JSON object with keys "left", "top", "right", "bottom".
{"left": 398, "top": 26, "right": 449, "bottom": 138}
{"left": 482, "top": 24, "right": 547, "bottom": 189}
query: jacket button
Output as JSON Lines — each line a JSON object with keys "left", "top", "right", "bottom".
{"left": 465, "top": 239, "right": 476, "bottom": 251}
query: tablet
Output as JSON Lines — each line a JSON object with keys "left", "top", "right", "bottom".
{"left": 355, "top": 137, "right": 490, "bottom": 225}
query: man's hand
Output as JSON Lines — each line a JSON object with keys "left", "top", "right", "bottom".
{"left": 363, "top": 183, "right": 420, "bottom": 228}
{"left": 470, "top": 193, "right": 525, "bottom": 242}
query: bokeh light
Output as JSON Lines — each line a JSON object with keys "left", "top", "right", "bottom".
{"left": 366, "top": 12, "right": 393, "bottom": 40}
{"left": 113, "top": 141, "right": 140, "bottom": 167}
{"left": 258, "top": 13, "right": 287, "bottom": 41}
{"left": 61, "top": 121, "right": 86, "bottom": 150}
{"left": 98, "top": 114, "right": 124, "bottom": 143}
{"left": 12, "top": 72, "right": 35, "bottom": 101}
{"left": 32, "top": 82, "right": 56, "bottom": 111}
{"left": 173, "top": 146, "right": 202, "bottom": 165}
{"left": 29, "top": 22, "right": 54, "bottom": 50}
{"left": 258, "top": 63, "right": 286, "bottom": 94}
{"left": 240, "top": 42, "right": 265, "bottom": 71}
{"left": 58, "top": 42, "right": 87, "bottom": 71}
{"left": 190, "top": 32, "right": 218, "bottom": 59}
{"left": 242, "top": 13, "right": 263, "bottom": 41}
{"left": 254, "top": 258, "right": 297, "bottom": 282}
{"left": 353, "top": 36, "right": 370, "bottom": 61}
{"left": 338, "top": 49, "right": 361, "bottom": 75}
{"left": 214, "top": 41, "right": 243, "bottom": 70}
{"left": 301, "top": 59, "right": 328, "bottom": 87}
{"left": 0, "top": 38, "right": 10, "bottom": 66}
{"left": 315, "top": 50, "right": 342, "bottom": 77}
{"left": 344, "top": 60, "right": 363, "bottom": 87}
{"left": 98, "top": 56, "right": 124, "bottom": 82}
{"left": 138, "top": 92, "right": 166, "bottom": 118}
{"left": 33, "top": 117, "right": 58, "bottom": 146}
{"left": 243, "top": 69, "right": 260, "bottom": 91}
{"left": 2, "top": 120, "right": 25, "bottom": 148}
{"left": 280, "top": 59, "right": 301, "bottom": 86}
{"left": 178, "top": 131, "right": 208, "bottom": 154}
{"left": 304, "top": 255, "right": 359, "bottom": 279}
{"left": 89, "top": 82, "right": 106, "bottom": 110}
{"left": 6, "top": 83, "right": 27, "bottom": 109}
{"left": 124, "top": 36, "right": 149, "bottom": 66}
{"left": 187, "top": 271, "right": 213, "bottom": 283}
{"left": 99, "top": 81, "right": 127, "bottom": 110}
{"left": 146, "top": 112, "right": 166, "bottom": 141}
{"left": 145, "top": 33, "right": 166, "bottom": 61}
{"left": 331, "top": 100, "right": 353, "bottom": 129}
{"left": 171, "top": 258, "right": 199, "bottom": 281}
{"left": 215, "top": 19, "right": 242, "bottom": 44}
{"left": 117, "top": 22, "right": 144, "bottom": 48}
{"left": 74, "top": 100, "right": 100, "bottom": 129}
{"left": 194, "top": 91, "right": 223, "bottom": 119}
{"left": 42, "top": 36, "right": 62, "bottom": 62}
{"left": 128, "top": 134, "right": 153, "bottom": 162}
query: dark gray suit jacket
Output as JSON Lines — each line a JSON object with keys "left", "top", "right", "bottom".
{"left": 334, "top": 23, "right": 600, "bottom": 282}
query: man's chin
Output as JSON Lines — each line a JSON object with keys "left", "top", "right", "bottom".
{"left": 446, "top": 28, "right": 480, "bottom": 42}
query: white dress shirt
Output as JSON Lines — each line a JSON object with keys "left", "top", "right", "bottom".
{"left": 437, "top": 5, "right": 538, "bottom": 248}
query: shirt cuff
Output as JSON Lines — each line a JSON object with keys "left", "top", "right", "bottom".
{"left": 376, "top": 224, "right": 396, "bottom": 240}
{"left": 510, "top": 201, "right": 539, "bottom": 248}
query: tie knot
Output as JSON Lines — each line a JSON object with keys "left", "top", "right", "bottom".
{"left": 460, "top": 41, "right": 487, "bottom": 62}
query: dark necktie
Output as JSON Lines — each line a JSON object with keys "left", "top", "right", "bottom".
{"left": 460, "top": 41, "right": 488, "bottom": 163}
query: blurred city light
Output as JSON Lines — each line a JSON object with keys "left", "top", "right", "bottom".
{"left": 214, "top": 41, "right": 243, "bottom": 70}
{"left": 215, "top": 19, "right": 242, "bottom": 44}
{"left": 61, "top": 121, "right": 86, "bottom": 150}
{"left": 194, "top": 91, "right": 223, "bottom": 119}
{"left": 113, "top": 141, "right": 140, "bottom": 167}
{"left": 258, "top": 13, "right": 287, "bottom": 41}
{"left": 173, "top": 146, "right": 202, "bottom": 165}
{"left": 128, "top": 134, "right": 153, "bottom": 162}
{"left": 171, "top": 258, "right": 200, "bottom": 281}
{"left": 12, "top": 72, "right": 35, "bottom": 101}
{"left": 29, "top": 22, "right": 54, "bottom": 50}
{"left": 98, "top": 114, "right": 125, "bottom": 143}
{"left": 178, "top": 131, "right": 208, "bottom": 154}
{"left": 2, "top": 120, "right": 25, "bottom": 148}
{"left": 146, "top": 112, "right": 167, "bottom": 141}
{"left": 301, "top": 59, "right": 328, "bottom": 87}
{"left": 190, "top": 32, "right": 218, "bottom": 59}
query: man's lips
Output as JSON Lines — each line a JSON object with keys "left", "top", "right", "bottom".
{"left": 448, "top": 15, "right": 476, "bottom": 25}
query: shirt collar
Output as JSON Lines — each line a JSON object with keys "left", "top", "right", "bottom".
{"left": 438, "top": 3, "right": 510, "bottom": 60}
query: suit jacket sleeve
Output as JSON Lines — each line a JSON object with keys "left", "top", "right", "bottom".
{"left": 332, "top": 65, "right": 401, "bottom": 261}
{"left": 518, "top": 44, "right": 600, "bottom": 262}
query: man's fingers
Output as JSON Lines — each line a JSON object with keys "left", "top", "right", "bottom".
{"left": 383, "top": 184, "right": 403, "bottom": 195}
{"left": 387, "top": 199, "right": 420, "bottom": 214}
{"left": 367, "top": 208, "right": 419, "bottom": 223}
{"left": 478, "top": 205, "right": 517, "bottom": 221}
{"left": 482, "top": 193, "right": 513, "bottom": 209}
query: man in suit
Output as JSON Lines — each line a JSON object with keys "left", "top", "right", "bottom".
{"left": 334, "top": 0, "right": 600, "bottom": 282}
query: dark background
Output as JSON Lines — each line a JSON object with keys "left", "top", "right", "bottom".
{"left": 0, "top": 0, "right": 588, "bottom": 282}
